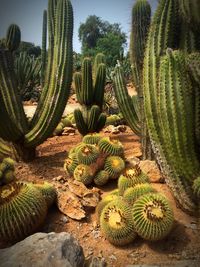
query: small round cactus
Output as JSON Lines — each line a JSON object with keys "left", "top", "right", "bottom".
{"left": 64, "top": 154, "right": 79, "bottom": 175}
{"left": 96, "top": 193, "right": 119, "bottom": 219}
{"left": 77, "top": 144, "right": 99, "bottom": 165}
{"left": 123, "top": 183, "right": 156, "bottom": 204}
{"left": 132, "top": 193, "right": 174, "bottom": 241}
{"left": 94, "top": 170, "right": 110, "bottom": 186}
{"left": 33, "top": 181, "right": 57, "bottom": 208}
{"left": 83, "top": 133, "right": 102, "bottom": 145}
{"left": 104, "top": 156, "right": 125, "bottom": 179}
{"left": 74, "top": 164, "right": 93, "bottom": 185}
{"left": 98, "top": 137, "right": 124, "bottom": 156}
{"left": 100, "top": 199, "right": 137, "bottom": 246}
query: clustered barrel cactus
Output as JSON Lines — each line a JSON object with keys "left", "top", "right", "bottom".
{"left": 97, "top": 164, "right": 174, "bottom": 246}
{"left": 0, "top": 0, "right": 73, "bottom": 161}
{"left": 73, "top": 53, "right": 107, "bottom": 135}
{"left": 64, "top": 133, "right": 125, "bottom": 186}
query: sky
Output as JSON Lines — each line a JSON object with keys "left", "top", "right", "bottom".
{"left": 0, "top": 0, "right": 158, "bottom": 53}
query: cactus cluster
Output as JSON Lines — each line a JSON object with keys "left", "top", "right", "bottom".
{"left": 98, "top": 164, "right": 174, "bottom": 245}
{"left": 0, "top": 181, "right": 56, "bottom": 243}
{"left": 0, "top": 158, "right": 16, "bottom": 185}
{"left": 64, "top": 134, "right": 125, "bottom": 186}
{"left": 74, "top": 54, "right": 107, "bottom": 135}
{"left": 0, "top": 0, "right": 74, "bottom": 161}
{"left": 53, "top": 113, "right": 74, "bottom": 136}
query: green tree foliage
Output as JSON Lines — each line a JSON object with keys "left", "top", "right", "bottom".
{"left": 79, "top": 15, "right": 126, "bottom": 66}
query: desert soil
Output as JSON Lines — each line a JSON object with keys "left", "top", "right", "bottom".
{"left": 1, "top": 126, "right": 199, "bottom": 267}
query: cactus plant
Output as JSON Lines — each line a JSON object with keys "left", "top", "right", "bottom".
{"left": 5, "top": 24, "right": 21, "bottom": 52}
{"left": 73, "top": 164, "right": 93, "bottom": 185}
{"left": 0, "top": 0, "right": 73, "bottom": 161}
{"left": 94, "top": 170, "right": 110, "bottom": 186}
{"left": 0, "top": 182, "right": 48, "bottom": 242}
{"left": 41, "top": 9, "right": 47, "bottom": 86}
{"left": 100, "top": 199, "right": 137, "bottom": 246}
{"left": 141, "top": 0, "right": 200, "bottom": 214}
{"left": 132, "top": 193, "right": 174, "bottom": 241}
{"left": 98, "top": 137, "right": 123, "bottom": 156}
{"left": 178, "top": 0, "right": 200, "bottom": 27}
{"left": 33, "top": 181, "right": 57, "bottom": 207}
{"left": 104, "top": 156, "right": 125, "bottom": 179}
{"left": 74, "top": 54, "right": 107, "bottom": 135}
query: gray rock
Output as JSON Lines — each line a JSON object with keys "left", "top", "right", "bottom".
{"left": 0, "top": 232, "right": 85, "bottom": 267}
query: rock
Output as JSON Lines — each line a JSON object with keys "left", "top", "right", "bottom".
{"left": 57, "top": 189, "right": 86, "bottom": 220}
{"left": 0, "top": 232, "right": 85, "bottom": 267}
{"left": 139, "top": 160, "right": 164, "bottom": 183}
{"left": 62, "top": 127, "right": 76, "bottom": 136}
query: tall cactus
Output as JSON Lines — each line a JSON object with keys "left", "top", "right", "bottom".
{"left": 142, "top": 0, "right": 200, "bottom": 214}
{"left": 0, "top": 0, "right": 73, "bottom": 161}
{"left": 74, "top": 54, "right": 107, "bottom": 135}
{"left": 41, "top": 9, "right": 47, "bottom": 86}
{"left": 5, "top": 24, "right": 21, "bottom": 52}
{"left": 113, "top": 0, "right": 151, "bottom": 158}
{"left": 178, "top": 0, "right": 200, "bottom": 27}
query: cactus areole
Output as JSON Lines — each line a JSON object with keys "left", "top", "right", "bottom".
{"left": 0, "top": 0, "right": 73, "bottom": 161}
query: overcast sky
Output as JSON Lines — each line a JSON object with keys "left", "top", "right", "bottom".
{"left": 0, "top": 0, "right": 158, "bottom": 53}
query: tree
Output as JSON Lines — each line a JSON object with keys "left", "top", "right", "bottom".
{"left": 79, "top": 15, "right": 127, "bottom": 66}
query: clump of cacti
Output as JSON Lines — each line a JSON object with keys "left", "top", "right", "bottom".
{"left": 53, "top": 113, "right": 75, "bottom": 136}
{"left": 0, "top": 157, "right": 16, "bottom": 185}
{"left": 73, "top": 54, "right": 107, "bottom": 135}
{"left": 64, "top": 133, "right": 125, "bottom": 186}
{"left": 98, "top": 164, "right": 174, "bottom": 245}
{"left": 0, "top": 0, "right": 74, "bottom": 162}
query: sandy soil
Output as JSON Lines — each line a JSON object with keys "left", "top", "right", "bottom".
{"left": 1, "top": 127, "right": 199, "bottom": 267}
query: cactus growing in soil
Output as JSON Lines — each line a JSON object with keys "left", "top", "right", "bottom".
{"left": 0, "top": 182, "right": 48, "bottom": 243}
{"left": 73, "top": 54, "right": 107, "bottom": 135}
{"left": 0, "top": 0, "right": 73, "bottom": 161}
{"left": 100, "top": 198, "right": 137, "bottom": 246}
{"left": 64, "top": 134, "right": 125, "bottom": 186}
{"left": 132, "top": 193, "right": 174, "bottom": 241}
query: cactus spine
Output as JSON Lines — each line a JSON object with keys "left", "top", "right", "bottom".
{"left": 74, "top": 54, "right": 106, "bottom": 135}
{"left": 0, "top": 0, "right": 73, "bottom": 161}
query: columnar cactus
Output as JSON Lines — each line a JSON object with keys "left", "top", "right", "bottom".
{"left": 41, "top": 9, "right": 47, "bottom": 86}
{"left": 5, "top": 24, "right": 21, "bottom": 52}
{"left": 74, "top": 54, "right": 107, "bottom": 135}
{"left": 143, "top": 0, "right": 200, "bottom": 214}
{"left": 178, "top": 0, "right": 200, "bottom": 27}
{"left": 113, "top": 0, "right": 152, "bottom": 159}
{"left": 0, "top": 0, "right": 73, "bottom": 161}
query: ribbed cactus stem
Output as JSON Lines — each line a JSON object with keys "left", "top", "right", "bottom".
{"left": 82, "top": 57, "right": 93, "bottom": 105}
{"left": 113, "top": 66, "right": 140, "bottom": 136}
{"left": 31, "top": 0, "right": 58, "bottom": 127}
{"left": 41, "top": 9, "right": 47, "bottom": 86}
{"left": 25, "top": 0, "right": 73, "bottom": 147}
{"left": 143, "top": 0, "right": 199, "bottom": 214}
{"left": 93, "top": 63, "right": 106, "bottom": 108}
{"left": 130, "top": 0, "right": 151, "bottom": 92}
{"left": 5, "top": 24, "right": 21, "bottom": 52}
{"left": 178, "top": 0, "right": 200, "bottom": 27}
{"left": 74, "top": 71, "right": 83, "bottom": 104}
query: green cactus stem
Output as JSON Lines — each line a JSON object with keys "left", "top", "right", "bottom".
{"left": 5, "top": 24, "right": 21, "bottom": 52}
